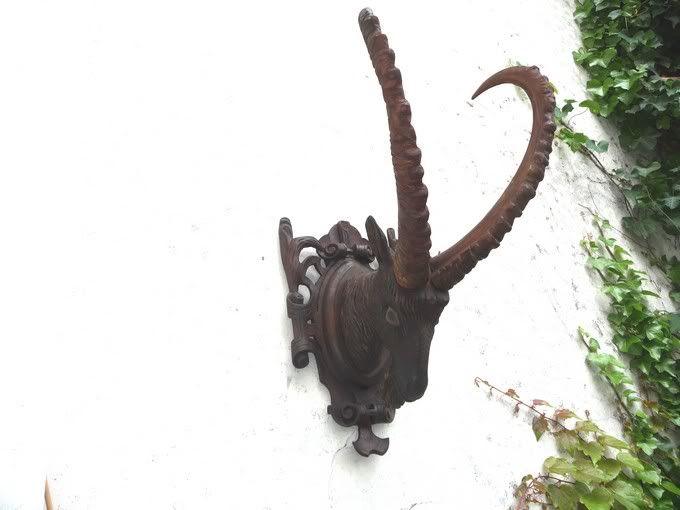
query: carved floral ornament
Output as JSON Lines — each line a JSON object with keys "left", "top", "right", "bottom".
{"left": 279, "top": 8, "right": 556, "bottom": 456}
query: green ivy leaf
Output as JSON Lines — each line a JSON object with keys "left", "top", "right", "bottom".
{"left": 545, "top": 456, "right": 576, "bottom": 476}
{"left": 580, "top": 440, "right": 605, "bottom": 464}
{"left": 662, "top": 196, "right": 680, "bottom": 209}
{"left": 609, "top": 479, "right": 647, "bottom": 510}
{"left": 585, "top": 139, "right": 609, "bottom": 153}
{"left": 572, "top": 458, "right": 620, "bottom": 483}
{"left": 558, "top": 128, "right": 591, "bottom": 152}
{"left": 596, "top": 458, "right": 622, "bottom": 481}
{"left": 597, "top": 434, "right": 630, "bottom": 450}
{"left": 616, "top": 451, "right": 644, "bottom": 472}
{"left": 670, "top": 313, "right": 680, "bottom": 334}
{"left": 575, "top": 420, "right": 601, "bottom": 433}
{"left": 587, "top": 81, "right": 607, "bottom": 97}
{"left": 621, "top": 214, "right": 658, "bottom": 239}
{"left": 555, "top": 430, "right": 581, "bottom": 454}
{"left": 656, "top": 115, "right": 671, "bottom": 129}
{"left": 580, "top": 99, "right": 601, "bottom": 114}
{"left": 547, "top": 484, "right": 580, "bottom": 510}
{"left": 635, "top": 437, "right": 658, "bottom": 456}
{"left": 648, "top": 487, "right": 665, "bottom": 502}
{"left": 588, "top": 256, "right": 615, "bottom": 271}
{"left": 603, "top": 284, "right": 628, "bottom": 302}
{"left": 579, "top": 486, "right": 614, "bottom": 510}
{"left": 613, "top": 77, "right": 634, "bottom": 90}
{"left": 562, "top": 99, "right": 576, "bottom": 113}
{"left": 589, "top": 47, "right": 617, "bottom": 68}
{"left": 636, "top": 468, "right": 661, "bottom": 485}
{"left": 632, "top": 161, "right": 661, "bottom": 177}
{"left": 661, "top": 480, "right": 680, "bottom": 495}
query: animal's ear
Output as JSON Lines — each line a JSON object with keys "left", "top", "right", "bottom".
{"left": 366, "top": 216, "right": 392, "bottom": 268}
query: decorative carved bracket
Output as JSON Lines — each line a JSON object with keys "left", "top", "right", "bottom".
{"left": 280, "top": 218, "right": 396, "bottom": 456}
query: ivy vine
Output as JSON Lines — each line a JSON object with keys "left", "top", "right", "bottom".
{"left": 474, "top": 2, "right": 680, "bottom": 508}
{"left": 476, "top": 379, "right": 680, "bottom": 509}
{"left": 568, "top": 0, "right": 680, "bottom": 300}
{"left": 583, "top": 219, "right": 680, "bottom": 431}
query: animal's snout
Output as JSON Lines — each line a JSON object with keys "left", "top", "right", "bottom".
{"left": 404, "top": 374, "right": 428, "bottom": 402}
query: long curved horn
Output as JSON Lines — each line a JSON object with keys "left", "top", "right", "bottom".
{"left": 429, "top": 66, "right": 556, "bottom": 291}
{"left": 359, "top": 8, "right": 431, "bottom": 289}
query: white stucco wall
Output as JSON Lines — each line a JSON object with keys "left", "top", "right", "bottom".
{"left": 0, "top": 1, "right": 674, "bottom": 509}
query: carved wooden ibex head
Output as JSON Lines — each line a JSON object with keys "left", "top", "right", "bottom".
{"left": 279, "top": 8, "right": 556, "bottom": 456}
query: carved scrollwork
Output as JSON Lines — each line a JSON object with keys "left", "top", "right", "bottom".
{"left": 280, "top": 217, "right": 396, "bottom": 456}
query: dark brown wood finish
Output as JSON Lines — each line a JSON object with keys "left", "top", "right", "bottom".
{"left": 279, "top": 8, "right": 556, "bottom": 456}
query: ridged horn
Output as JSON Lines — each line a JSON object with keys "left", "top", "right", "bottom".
{"left": 429, "top": 66, "right": 556, "bottom": 291}
{"left": 359, "top": 8, "right": 431, "bottom": 289}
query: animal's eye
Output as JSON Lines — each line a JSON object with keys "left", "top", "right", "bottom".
{"left": 385, "top": 306, "right": 400, "bottom": 327}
